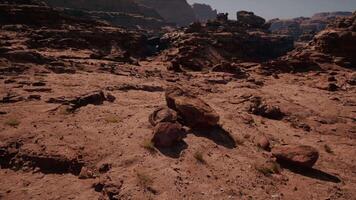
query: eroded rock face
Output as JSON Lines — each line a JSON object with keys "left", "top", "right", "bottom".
{"left": 152, "top": 122, "right": 186, "bottom": 147}
{"left": 163, "top": 12, "right": 294, "bottom": 72}
{"left": 165, "top": 86, "right": 220, "bottom": 129}
{"left": 312, "top": 13, "right": 356, "bottom": 67}
{"left": 269, "top": 12, "right": 352, "bottom": 42}
{"left": 272, "top": 145, "right": 319, "bottom": 168}
{"left": 262, "top": 12, "right": 356, "bottom": 75}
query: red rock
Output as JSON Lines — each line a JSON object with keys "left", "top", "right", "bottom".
{"left": 257, "top": 136, "right": 271, "bottom": 151}
{"left": 272, "top": 145, "right": 319, "bottom": 168}
{"left": 165, "top": 86, "right": 220, "bottom": 129}
{"left": 152, "top": 122, "right": 185, "bottom": 148}
{"left": 149, "top": 107, "right": 178, "bottom": 126}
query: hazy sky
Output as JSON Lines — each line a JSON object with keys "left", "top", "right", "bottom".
{"left": 187, "top": 0, "right": 356, "bottom": 19}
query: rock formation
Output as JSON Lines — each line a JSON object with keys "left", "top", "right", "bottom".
{"left": 264, "top": 12, "right": 356, "bottom": 73}
{"left": 163, "top": 12, "right": 294, "bottom": 72}
{"left": 269, "top": 11, "right": 353, "bottom": 42}
{"left": 192, "top": 3, "right": 217, "bottom": 22}
{"left": 1, "top": 1, "right": 354, "bottom": 199}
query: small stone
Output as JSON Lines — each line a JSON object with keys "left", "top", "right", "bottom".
{"left": 78, "top": 167, "right": 95, "bottom": 179}
{"left": 105, "top": 93, "right": 116, "bottom": 102}
{"left": 27, "top": 94, "right": 41, "bottom": 100}
{"left": 98, "top": 163, "right": 111, "bottom": 173}
{"left": 327, "top": 83, "right": 339, "bottom": 91}
{"left": 257, "top": 136, "right": 270, "bottom": 151}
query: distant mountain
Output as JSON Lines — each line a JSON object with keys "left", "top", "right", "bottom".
{"left": 192, "top": 3, "right": 217, "bottom": 22}
{"left": 269, "top": 11, "right": 353, "bottom": 42}
{"left": 136, "top": 0, "right": 196, "bottom": 26}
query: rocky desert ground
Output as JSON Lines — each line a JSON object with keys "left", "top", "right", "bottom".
{"left": 0, "top": 1, "right": 355, "bottom": 200}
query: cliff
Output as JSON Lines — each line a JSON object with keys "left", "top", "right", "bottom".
{"left": 269, "top": 11, "right": 353, "bottom": 42}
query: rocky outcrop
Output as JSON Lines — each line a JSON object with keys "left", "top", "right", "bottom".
{"left": 192, "top": 3, "right": 217, "bottom": 22}
{"left": 269, "top": 12, "right": 352, "bottom": 42}
{"left": 0, "top": 3, "right": 152, "bottom": 75}
{"left": 263, "top": 12, "right": 356, "bottom": 73}
{"left": 164, "top": 12, "right": 294, "bottom": 72}
{"left": 136, "top": 0, "right": 196, "bottom": 26}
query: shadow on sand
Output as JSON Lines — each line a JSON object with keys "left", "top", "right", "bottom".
{"left": 190, "top": 125, "right": 237, "bottom": 149}
{"left": 156, "top": 141, "right": 188, "bottom": 158}
{"left": 281, "top": 163, "right": 341, "bottom": 183}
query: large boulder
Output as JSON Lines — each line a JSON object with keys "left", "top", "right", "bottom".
{"left": 272, "top": 145, "right": 319, "bottom": 168}
{"left": 165, "top": 86, "right": 220, "bottom": 129}
{"left": 152, "top": 122, "right": 185, "bottom": 147}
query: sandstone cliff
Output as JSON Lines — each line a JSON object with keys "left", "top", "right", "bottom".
{"left": 269, "top": 12, "right": 352, "bottom": 42}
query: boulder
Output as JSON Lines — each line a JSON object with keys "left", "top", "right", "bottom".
{"left": 152, "top": 122, "right": 185, "bottom": 147}
{"left": 149, "top": 107, "right": 178, "bottom": 126}
{"left": 165, "top": 86, "right": 220, "bottom": 129}
{"left": 272, "top": 145, "right": 319, "bottom": 168}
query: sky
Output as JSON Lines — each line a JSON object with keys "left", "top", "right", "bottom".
{"left": 187, "top": 0, "right": 356, "bottom": 20}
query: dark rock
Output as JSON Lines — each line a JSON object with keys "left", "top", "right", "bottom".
{"left": 152, "top": 122, "right": 186, "bottom": 148}
{"left": 24, "top": 88, "right": 52, "bottom": 93}
{"left": 27, "top": 94, "right": 41, "bottom": 100}
{"left": 165, "top": 86, "right": 220, "bottom": 129}
{"left": 149, "top": 107, "right": 178, "bottom": 126}
{"left": 105, "top": 93, "right": 116, "bottom": 103}
{"left": 0, "top": 92, "right": 24, "bottom": 103}
{"left": 98, "top": 163, "right": 111, "bottom": 173}
{"left": 249, "top": 97, "right": 284, "bottom": 120}
{"left": 272, "top": 145, "right": 319, "bottom": 168}
{"left": 211, "top": 62, "right": 246, "bottom": 77}
{"left": 236, "top": 11, "right": 266, "bottom": 29}
{"left": 327, "top": 83, "right": 339, "bottom": 91}
{"left": 46, "top": 90, "right": 107, "bottom": 111}
{"left": 32, "top": 81, "right": 46, "bottom": 86}
{"left": 185, "top": 22, "right": 203, "bottom": 33}
{"left": 4, "top": 79, "right": 16, "bottom": 84}
{"left": 70, "top": 90, "right": 106, "bottom": 110}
